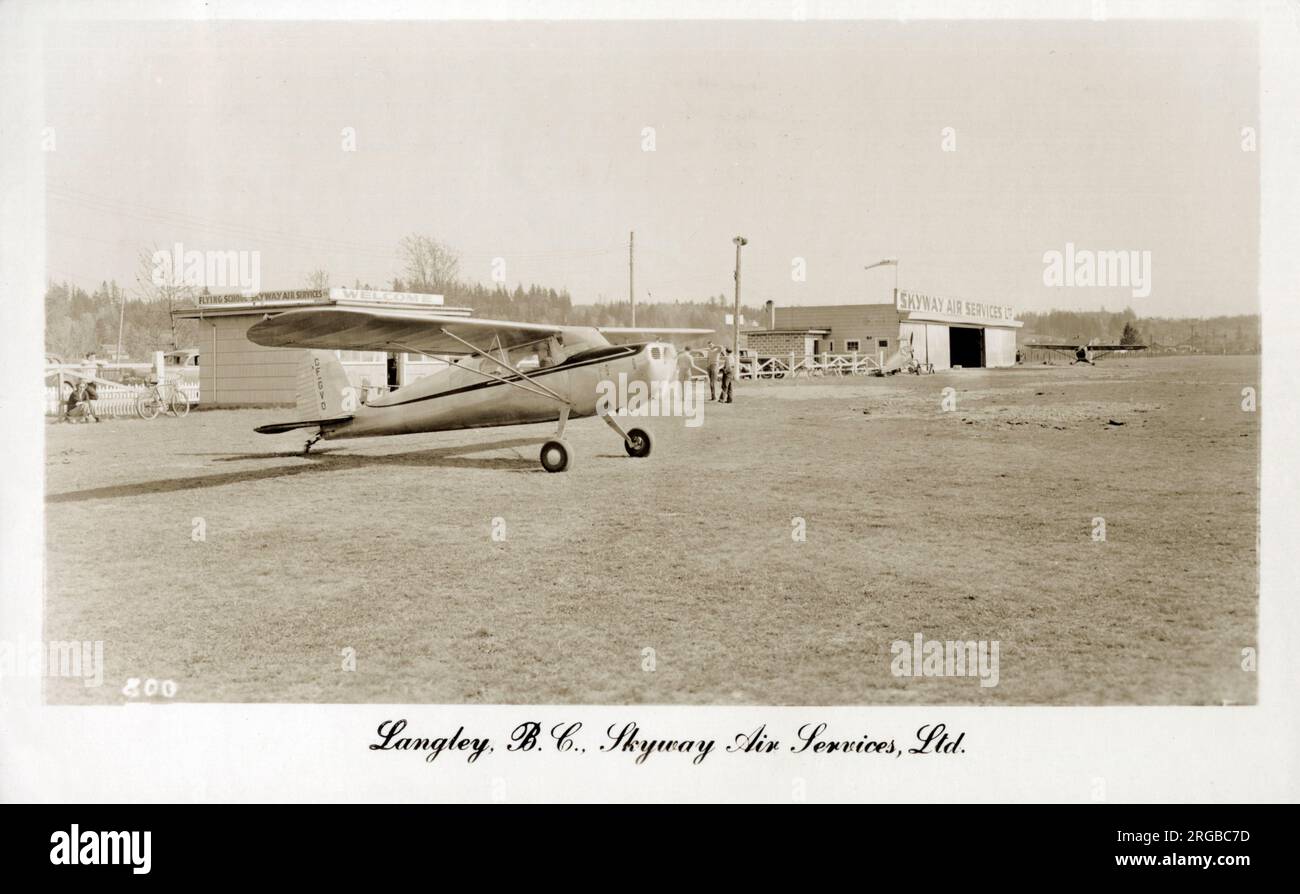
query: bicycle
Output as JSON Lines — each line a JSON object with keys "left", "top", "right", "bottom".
{"left": 136, "top": 377, "right": 191, "bottom": 419}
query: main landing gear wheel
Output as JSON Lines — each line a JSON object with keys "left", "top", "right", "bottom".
{"left": 540, "top": 439, "right": 573, "bottom": 473}
{"left": 623, "top": 427, "right": 652, "bottom": 458}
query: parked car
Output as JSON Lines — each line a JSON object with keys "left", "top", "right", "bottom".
{"left": 163, "top": 348, "right": 200, "bottom": 382}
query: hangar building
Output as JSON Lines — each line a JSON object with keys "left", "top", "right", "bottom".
{"left": 173, "top": 288, "right": 471, "bottom": 407}
{"left": 748, "top": 289, "right": 1022, "bottom": 369}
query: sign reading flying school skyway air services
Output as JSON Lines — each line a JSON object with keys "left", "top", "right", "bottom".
{"left": 197, "top": 289, "right": 325, "bottom": 307}
{"left": 193, "top": 288, "right": 445, "bottom": 309}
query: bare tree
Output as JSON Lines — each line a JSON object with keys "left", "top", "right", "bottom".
{"left": 398, "top": 234, "right": 460, "bottom": 294}
{"left": 134, "top": 246, "right": 196, "bottom": 351}
{"left": 305, "top": 268, "right": 331, "bottom": 292}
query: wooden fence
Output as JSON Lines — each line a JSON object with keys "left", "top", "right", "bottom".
{"left": 740, "top": 352, "right": 882, "bottom": 380}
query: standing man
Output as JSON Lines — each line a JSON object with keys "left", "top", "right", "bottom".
{"left": 719, "top": 348, "right": 735, "bottom": 404}
{"left": 705, "top": 341, "right": 723, "bottom": 401}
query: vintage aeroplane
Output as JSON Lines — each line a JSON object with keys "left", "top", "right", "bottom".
{"left": 246, "top": 305, "right": 712, "bottom": 471}
{"left": 1023, "top": 339, "right": 1148, "bottom": 365}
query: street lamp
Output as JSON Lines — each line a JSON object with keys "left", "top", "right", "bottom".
{"left": 732, "top": 236, "right": 748, "bottom": 360}
{"left": 864, "top": 257, "right": 899, "bottom": 302}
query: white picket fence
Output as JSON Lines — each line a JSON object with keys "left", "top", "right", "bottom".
{"left": 740, "top": 352, "right": 882, "bottom": 380}
{"left": 45, "top": 381, "right": 200, "bottom": 418}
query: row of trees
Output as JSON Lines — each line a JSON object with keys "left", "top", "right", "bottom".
{"left": 45, "top": 277, "right": 197, "bottom": 362}
{"left": 69, "top": 234, "right": 1264, "bottom": 361}
{"left": 389, "top": 234, "right": 763, "bottom": 327}
{"left": 44, "top": 234, "right": 763, "bottom": 361}
{"left": 1019, "top": 307, "right": 1261, "bottom": 353}
{"left": 46, "top": 245, "right": 213, "bottom": 360}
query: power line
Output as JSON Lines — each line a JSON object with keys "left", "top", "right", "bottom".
{"left": 46, "top": 184, "right": 624, "bottom": 261}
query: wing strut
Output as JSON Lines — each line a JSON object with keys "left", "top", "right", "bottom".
{"left": 435, "top": 329, "right": 574, "bottom": 408}
{"left": 386, "top": 340, "right": 562, "bottom": 406}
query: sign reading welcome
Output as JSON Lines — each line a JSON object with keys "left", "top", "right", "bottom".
{"left": 330, "top": 287, "right": 444, "bottom": 306}
{"left": 896, "top": 289, "right": 1016, "bottom": 324}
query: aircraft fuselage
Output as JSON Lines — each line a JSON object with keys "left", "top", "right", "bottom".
{"left": 321, "top": 342, "right": 666, "bottom": 440}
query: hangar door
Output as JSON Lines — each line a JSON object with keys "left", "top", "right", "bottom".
{"left": 949, "top": 326, "right": 985, "bottom": 368}
{"left": 901, "top": 321, "right": 955, "bottom": 369}
{"left": 984, "top": 327, "right": 1017, "bottom": 367}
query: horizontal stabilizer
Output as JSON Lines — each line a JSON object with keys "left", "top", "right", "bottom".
{"left": 255, "top": 416, "right": 353, "bottom": 435}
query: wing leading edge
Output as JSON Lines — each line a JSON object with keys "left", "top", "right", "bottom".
{"left": 1025, "top": 343, "right": 1147, "bottom": 351}
{"left": 247, "top": 306, "right": 566, "bottom": 355}
{"left": 596, "top": 327, "right": 716, "bottom": 345}
{"left": 248, "top": 307, "right": 717, "bottom": 355}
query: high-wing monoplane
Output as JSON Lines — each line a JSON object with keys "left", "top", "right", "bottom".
{"left": 247, "top": 306, "right": 712, "bottom": 471}
{"left": 1024, "top": 339, "right": 1148, "bottom": 365}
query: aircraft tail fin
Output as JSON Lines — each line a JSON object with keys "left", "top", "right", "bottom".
{"left": 296, "top": 349, "right": 357, "bottom": 420}
{"left": 254, "top": 350, "right": 357, "bottom": 435}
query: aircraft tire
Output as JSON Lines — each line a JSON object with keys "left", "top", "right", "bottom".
{"left": 540, "top": 439, "right": 572, "bottom": 473}
{"left": 623, "top": 428, "right": 652, "bottom": 458}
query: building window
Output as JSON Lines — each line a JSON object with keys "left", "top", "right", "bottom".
{"left": 338, "top": 350, "right": 384, "bottom": 363}
{"left": 845, "top": 339, "right": 861, "bottom": 352}
{"left": 878, "top": 339, "right": 889, "bottom": 348}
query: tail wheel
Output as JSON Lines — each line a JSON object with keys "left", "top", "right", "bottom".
{"left": 623, "top": 428, "right": 652, "bottom": 458}
{"left": 539, "top": 439, "right": 573, "bottom": 473}
{"left": 168, "top": 390, "right": 191, "bottom": 418}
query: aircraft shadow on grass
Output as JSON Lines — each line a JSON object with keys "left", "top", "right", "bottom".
{"left": 45, "top": 438, "right": 548, "bottom": 504}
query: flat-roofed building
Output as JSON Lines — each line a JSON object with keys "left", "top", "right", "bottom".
{"left": 749, "top": 291, "right": 1022, "bottom": 369}
{"left": 172, "top": 287, "right": 472, "bottom": 406}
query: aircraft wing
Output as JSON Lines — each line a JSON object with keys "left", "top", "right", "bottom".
{"left": 247, "top": 306, "right": 566, "bottom": 355}
{"left": 1024, "top": 343, "right": 1147, "bottom": 352}
{"left": 596, "top": 327, "right": 715, "bottom": 345}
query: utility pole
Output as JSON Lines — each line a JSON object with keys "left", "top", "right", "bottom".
{"left": 629, "top": 230, "right": 635, "bottom": 327}
{"left": 115, "top": 283, "right": 126, "bottom": 361}
{"left": 732, "top": 236, "right": 748, "bottom": 359}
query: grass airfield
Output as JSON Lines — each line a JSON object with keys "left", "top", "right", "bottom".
{"left": 43, "top": 355, "right": 1258, "bottom": 705}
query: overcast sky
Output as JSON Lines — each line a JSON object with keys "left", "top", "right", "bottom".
{"left": 43, "top": 18, "right": 1258, "bottom": 317}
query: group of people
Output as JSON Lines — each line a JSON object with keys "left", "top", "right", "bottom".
{"left": 703, "top": 341, "right": 737, "bottom": 403}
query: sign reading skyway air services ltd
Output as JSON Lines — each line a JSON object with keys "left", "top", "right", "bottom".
{"left": 895, "top": 289, "right": 1016, "bottom": 324}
